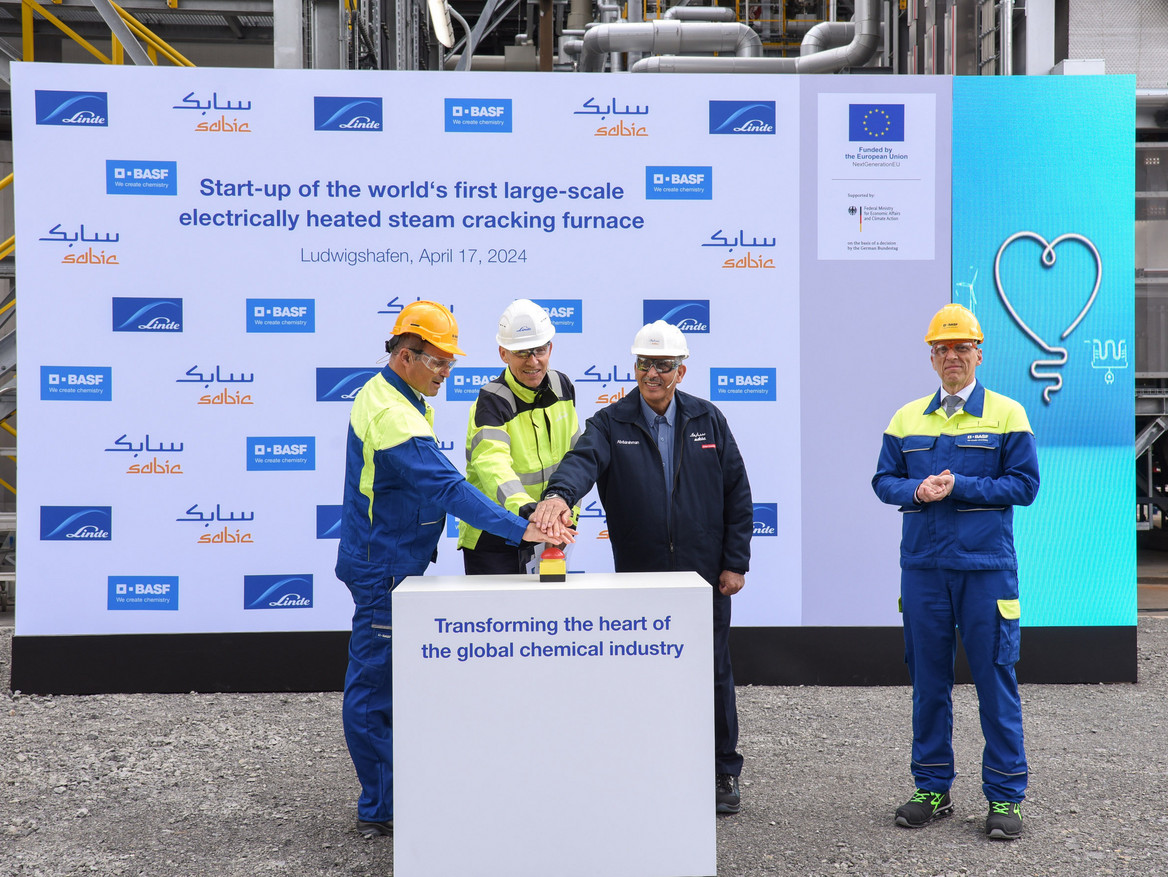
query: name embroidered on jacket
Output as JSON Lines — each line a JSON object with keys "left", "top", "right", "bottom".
{"left": 617, "top": 439, "right": 639, "bottom": 445}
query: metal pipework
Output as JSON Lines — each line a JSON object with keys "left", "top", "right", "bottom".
{"left": 631, "top": 0, "right": 879, "bottom": 73}
{"left": 579, "top": 20, "right": 763, "bottom": 72}
{"left": 662, "top": 6, "right": 738, "bottom": 22}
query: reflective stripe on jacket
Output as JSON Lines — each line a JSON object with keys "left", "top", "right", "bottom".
{"left": 336, "top": 366, "right": 527, "bottom": 583}
{"left": 458, "top": 367, "right": 580, "bottom": 550}
{"left": 872, "top": 381, "right": 1040, "bottom": 571}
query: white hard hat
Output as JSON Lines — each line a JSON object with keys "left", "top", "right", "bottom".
{"left": 630, "top": 320, "right": 689, "bottom": 358}
{"left": 497, "top": 299, "right": 556, "bottom": 350}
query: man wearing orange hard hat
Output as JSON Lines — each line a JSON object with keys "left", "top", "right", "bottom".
{"left": 873, "top": 303, "right": 1039, "bottom": 841}
{"left": 334, "top": 300, "right": 574, "bottom": 839}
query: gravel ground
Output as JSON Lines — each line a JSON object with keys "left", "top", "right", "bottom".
{"left": 4, "top": 618, "right": 1168, "bottom": 877}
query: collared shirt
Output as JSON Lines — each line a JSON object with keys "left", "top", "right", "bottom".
{"left": 640, "top": 395, "right": 676, "bottom": 518}
{"left": 938, "top": 380, "right": 975, "bottom": 416}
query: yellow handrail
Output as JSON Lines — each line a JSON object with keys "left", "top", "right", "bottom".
{"left": 22, "top": 0, "right": 112, "bottom": 64}
{"left": 0, "top": 237, "right": 14, "bottom": 261}
{"left": 0, "top": 174, "right": 12, "bottom": 192}
{"left": 0, "top": 476, "right": 15, "bottom": 496}
{"left": 111, "top": 1, "right": 195, "bottom": 66}
{"left": 0, "top": 299, "right": 15, "bottom": 318}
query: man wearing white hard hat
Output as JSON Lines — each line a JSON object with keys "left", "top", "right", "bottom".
{"left": 532, "top": 319, "right": 754, "bottom": 815}
{"left": 459, "top": 299, "right": 581, "bottom": 573}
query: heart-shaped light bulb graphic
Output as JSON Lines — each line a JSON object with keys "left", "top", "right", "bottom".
{"left": 993, "top": 231, "right": 1101, "bottom": 404}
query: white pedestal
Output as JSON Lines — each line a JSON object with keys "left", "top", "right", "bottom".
{"left": 393, "top": 571, "right": 715, "bottom": 877}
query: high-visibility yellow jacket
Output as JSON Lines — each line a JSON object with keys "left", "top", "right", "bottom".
{"left": 458, "top": 367, "right": 580, "bottom": 550}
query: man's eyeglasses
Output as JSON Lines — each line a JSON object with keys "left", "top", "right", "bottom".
{"left": 635, "top": 357, "right": 682, "bottom": 374}
{"left": 931, "top": 342, "right": 979, "bottom": 357}
{"left": 408, "top": 348, "right": 456, "bottom": 372}
{"left": 508, "top": 344, "right": 551, "bottom": 360}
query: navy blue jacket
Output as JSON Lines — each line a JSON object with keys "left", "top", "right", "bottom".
{"left": 545, "top": 388, "right": 752, "bottom": 586}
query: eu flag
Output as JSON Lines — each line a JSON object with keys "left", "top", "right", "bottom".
{"left": 848, "top": 104, "right": 905, "bottom": 141}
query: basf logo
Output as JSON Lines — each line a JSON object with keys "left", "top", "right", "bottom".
{"left": 445, "top": 99, "right": 513, "bottom": 133}
{"left": 35, "top": 90, "right": 108, "bottom": 127}
{"left": 645, "top": 166, "right": 712, "bottom": 200}
{"left": 710, "top": 368, "right": 777, "bottom": 401}
{"left": 447, "top": 366, "right": 500, "bottom": 401}
{"left": 316, "top": 505, "right": 343, "bottom": 539}
{"left": 752, "top": 503, "right": 778, "bottom": 537}
{"left": 41, "top": 366, "right": 112, "bottom": 401}
{"left": 709, "top": 101, "right": 775, "bottom": 135}
{"left": 316, "top": 368, "right": 378, "bottom": 402}
{"left": 244, "top": 574, "right": 313, "bottom": 609}
{"left": 247, "top": 437, "right": 315, "bottom": 471}
{"left": 106, "top": 160, "right": 177, "bottom": 196}
{"left": 314, "top": 97, "right": 383, "bottom": 132}
{"left": 247, "top": 298, "right": 315, "bottom": 333}
{"left": 643, "top": 300, "right": 710, "bottom": 333}
{"left": 41, "top": 506, "right": 112, "bottom": 541}
{"left": 112, "top": 298, "right": 183, "bottom": 332}
{"left": 108, "top": 576, "right": 179, "bottom": 610}
{"left": 532, "top": 299, "right": 583, "bottom": 333}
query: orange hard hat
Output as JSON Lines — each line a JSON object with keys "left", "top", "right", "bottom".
{"left": 391, "top": 300, "right": 466, "bottom": 356}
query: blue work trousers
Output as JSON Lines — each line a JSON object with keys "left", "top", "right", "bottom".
{"left": 714, "top": 587, "right": 743, "bottom": 777}
{"left": 341, "top": 573, "right": 400, "bottom": 822}
{"left": 901, "top": 567, "right": 1026, "bottom": 803}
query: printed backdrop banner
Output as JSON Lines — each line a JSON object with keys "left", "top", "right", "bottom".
{"left": 11, "top": 64, "right": 1131, "bottom": 642}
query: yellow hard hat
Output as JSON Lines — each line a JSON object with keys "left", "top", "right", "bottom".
{"left": 391, "top": 300, "right": 466, "bottom": 356}
{"left": 924, "top": 303, "right": 983, "bottom": 345}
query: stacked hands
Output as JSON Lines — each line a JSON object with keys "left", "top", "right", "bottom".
{"left": 526, "top": 496, "right": 745, "bottom": 596}
{"left": 527, "top": 496, "right": 575, "bottom": 545}
{"left": 915, "top": 468, "right": 955, "bottom": 503}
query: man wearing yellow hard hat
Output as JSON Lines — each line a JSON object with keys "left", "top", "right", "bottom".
{"left": 334, "top": 300, "right": 574, "bottom": 839}
{"left": 872, "top": 303, "right": 1040, "bottom": 841}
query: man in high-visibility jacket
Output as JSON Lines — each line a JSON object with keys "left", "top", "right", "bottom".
{"left": 335, "top": 300, "right": 574, "bottom": 839}
{"left": 459, "top": 299, "right": 581, "bottom": 574}
{"left": 872, "top": 303, "right": 1039, "bottom": 841}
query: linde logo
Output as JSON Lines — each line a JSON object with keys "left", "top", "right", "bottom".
{"left": 106, "top": 160, "right": 178, "bottom": 196}
{"left": 447, "top": 366, "right": 500, "bottom": 402}
{"left": 247, "top": 298, "right": 315, "bottom": 333}
{"left": 40, "top": 506, "right": 112, "bottom": 541}
{"left": 753, "top": 503, "right": 778, "bottom": 536}
{"left": 445, "top": 99, "right": 513, "bottom": 133}
{"left": 247, "top": 436, "right": 316, "bottom": 471}
{"left": 112, "top": 297, "right": 182, "bottom": 332}
{"left": 643, "top": 300, "right": 711, "bottom": 334}
{"left": 41, "top": 366, "right": 112, "bottom": 401}
{"left": 317, "top": 505, "right": 343, "bottom": 539}
{"left": 35, "top": 90, "right": 108, "bottom": 126}
{"left": 108, "top": 576, "right": 179, "bottom": 610}
{"left": 709, "top": 101, "right": 776, "bottom": 135}
{"left": 645, "top": 166, "right": 713, "bottom": 201}
{"left": 314, "top": 97, "right": 383, "bottom": 132}
{"left": 244, "top": 574, "right": 314, "bottom": 610}
{"left": 710, "top": 368, "right": 777, "bottom": 401}
{"left": 316, "top": 368, "right": 378, "bottom": 402}
{"left": 532, "top": 299, "right": 583, "bottom": 333}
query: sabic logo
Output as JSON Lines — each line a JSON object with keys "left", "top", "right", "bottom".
{"left": 35, "top": 90, "right": 109, "bottom": 127}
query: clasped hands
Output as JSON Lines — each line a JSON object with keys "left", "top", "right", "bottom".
{"left": 915, "top": 469, "right": 954, "bottom": 504}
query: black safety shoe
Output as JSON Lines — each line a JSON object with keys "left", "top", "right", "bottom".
{"left": 894, "top": 788, "right": 953, "bottom": 828}
{"left": 985, "top": 801, "right": 1022, "bottom": 840}
{"left": 357, "top": 819, "right": 393, "bottom": 838}
{"left": 716, "top": 774, "right": 741, "bottom": 814}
